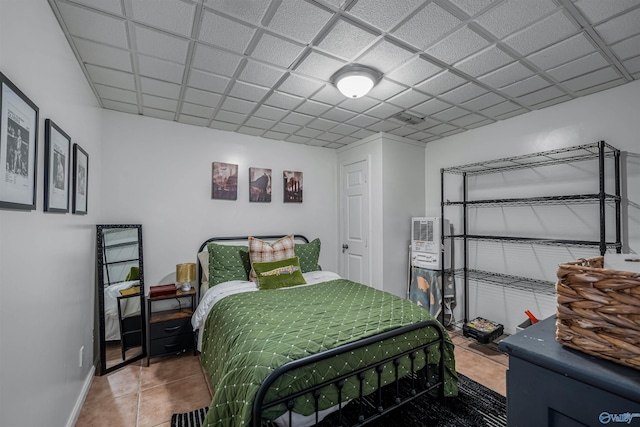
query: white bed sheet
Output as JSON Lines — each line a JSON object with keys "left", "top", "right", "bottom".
{"left": 104, "top": 280, "right": 141, "bottom": 341}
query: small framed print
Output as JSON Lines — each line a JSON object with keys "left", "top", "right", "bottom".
{"left": 212, "top": 162, "right": 238, "bottom": 200}
{"left": 0, "top": 72, "right": 39, "bottom": 211}
{"left": 44, "top": 119, "right": 70, "bottom": 213}
{"left": 283, "top": 170, "right": 303, "bottom": 203}
{"left": 249, "top": 167, "right": 271, "bottom": 202}
{"left": 72, "top": 143, "right": 88, "bottom": 215}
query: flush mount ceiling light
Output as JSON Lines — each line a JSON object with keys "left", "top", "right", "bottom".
{"left": 331, "top": 64, "right": 382, "bottom": 99}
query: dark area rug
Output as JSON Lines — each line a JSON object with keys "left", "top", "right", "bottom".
{"left": 171, "top": 374, "right": 506, "bottom": 427}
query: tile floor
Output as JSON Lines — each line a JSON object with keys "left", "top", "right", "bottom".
{"left": 76, "top": 332, "right": 508, "bottom": 426}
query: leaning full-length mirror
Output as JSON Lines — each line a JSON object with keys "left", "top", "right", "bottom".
{"left": 96, "top": 224, "right": 146, "bottom": 375}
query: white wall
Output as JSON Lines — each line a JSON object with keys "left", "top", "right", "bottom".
{"left": 0, "top": 1, "right": 103, "bottom": 426}
{"left": 426, "top": 79, "right": 640, "bottom": 334}
{"left": 100, "top": 110, "right": 338, "bottom": 289}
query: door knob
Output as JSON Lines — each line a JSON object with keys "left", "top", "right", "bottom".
{"left": 342, "top": 244, "right": 349, "bottom": 253}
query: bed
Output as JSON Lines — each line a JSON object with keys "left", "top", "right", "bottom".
{"left": 192, "top": 235, "right": 457, "bottom": 426}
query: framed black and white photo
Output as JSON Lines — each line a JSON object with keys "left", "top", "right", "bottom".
{"left": 44, "top": 119, "right": 70, "bottom": 213}
{"left": 249, "top": 167, "right": 271, "bottom": 202}
{"left": 72, "top": 143, "right": 88, "bottom": 215}
{"left": 212, "top": 161, "right": 238, "bottom": 200}
{"left": 283, "top": 170, "right": 303, "bottom": 203}
{"left": 0, "top": 72, "right": 39, "bottom": 211}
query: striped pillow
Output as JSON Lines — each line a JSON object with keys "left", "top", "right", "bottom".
{"left": 248, "top": 235, "right": 295, "bottom": 282}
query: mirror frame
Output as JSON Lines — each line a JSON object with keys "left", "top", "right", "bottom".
{"left": 96, "top": 224, "right": 147, "bottom": 375}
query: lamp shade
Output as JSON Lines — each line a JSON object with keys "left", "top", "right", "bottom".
{"left": 331, "top": 64, "right": 381, "bottom": 99}
{"left": 176, "top": 263, "right": 196, "bottom": 283}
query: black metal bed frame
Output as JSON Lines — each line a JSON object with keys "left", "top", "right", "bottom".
{"left": 196, "top": 235, "right": 449, "bottom": 427}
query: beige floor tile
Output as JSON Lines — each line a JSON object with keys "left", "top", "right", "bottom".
{"left": 76, "top": 392, "right": 138, "bottom": 427}
{"left": 140, "top": 353, "right": 202, "bottom": 390}
{"left": 85, "top": 363, "right": 141, "bottom": 402}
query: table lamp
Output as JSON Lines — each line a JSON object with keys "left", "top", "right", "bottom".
{"left": 176, "top": 263, "right": 196, "bottom": 291}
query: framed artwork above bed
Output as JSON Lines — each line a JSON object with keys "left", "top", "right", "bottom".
{"left": 283, "top": 170, "right": 302, "bottom": 203}
{"left": 249, "top": 167, "right": 271, "bottom": 202}
{"left": 212, "top": 161, "right": 238, "bottom": 200}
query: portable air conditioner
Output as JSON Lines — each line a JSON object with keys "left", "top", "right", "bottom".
{"left": 411, "top": 217, "right": 449, "bottom": 270}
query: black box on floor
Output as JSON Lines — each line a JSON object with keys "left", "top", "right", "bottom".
{"left": 463, "top": 317, "right": 504, "bottom": 343}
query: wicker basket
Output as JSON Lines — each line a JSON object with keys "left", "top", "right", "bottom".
{"left": 556, "top": 256, "right": 640, "bottom": 370}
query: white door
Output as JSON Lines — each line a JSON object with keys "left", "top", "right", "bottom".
{"left": 341, "top": 159, "right": 370, "bottom": 285}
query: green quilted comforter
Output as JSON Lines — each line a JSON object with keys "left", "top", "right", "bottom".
{"left": 200, "top": 279, "right": 457, "bottom": 426}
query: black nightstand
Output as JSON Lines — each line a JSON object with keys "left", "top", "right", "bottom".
{"left": 146, "top": 287, "right": 196, "bottom": 366}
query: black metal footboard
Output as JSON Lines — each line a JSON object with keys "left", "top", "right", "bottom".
{"left": 252, "top": 319, "right": 446, "bottom": 426}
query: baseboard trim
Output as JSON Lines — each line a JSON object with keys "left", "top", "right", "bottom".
{"left": 66, "top": 366, "right": 95, "bottom": 427}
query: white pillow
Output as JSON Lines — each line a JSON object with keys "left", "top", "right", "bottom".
{"left": 198, "top": 249, "right": 209, "bottom": 283}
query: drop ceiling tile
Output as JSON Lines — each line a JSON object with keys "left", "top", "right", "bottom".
{"left": 215, "top": 109, "right": 247, "bottom": 124}
{"left": 239, "top": 60, "right": 287, "bottom": 87}
{"left": 481, "top": 100, "right": 522, "bottom": 117}
{"left": 366, "top": 79, "right": 407, "bottom": 101}
{"left": 594, "top": 7, "right": 640, "bottom": 44}
{"left": 253, "top": 105, "right": 288, "bottom": 121}
{"left": 296, "top": 127, "right": 323, "bottom": 138}
{"left": 495, "top": 108, "right": 527, "bottom": 120}
{"left": 316, "top": 19, "right": 379, "bottom": 61}
{"left": 245, "top": 116, "right": 276, "bottom": 129}
{"left": 500, "top": 75, "right": 550, "bottom": 97}
{"left": 349, "top": 0, "right": 424, "bottom": 32}
{"left": 503, "top": 10, "right": 579, "bottom": 56}
{"left": 338, "top": 96, "right": 380, "bottom": 113}
{"left": 56, "top": 2, "right": 129, "bottom": 48}
{"left": 391, "top": 2, "right": 461, "bottom": 50}
{"left": 220, "top": 96, "right": 254, "bottom": 114}
{"left": 533, "top": 95, "right": 572, "bottom": 109}
{"left": 264, "top": 130, "right": 290, "bottom": 140}
{"left": 411, "top": 98, "right": 452, "bottom": 116}
{"left": 295, "top": 51, "right": 346, "bottom": 81}
{"left": 286, "top": 135, "right": 311, "bottom": 144}
{"left": 228, "top": 81, "right": 270, "bottom": 102}
{"left": 277, "top": 74, "right": 323, "bottom": 98}
{"left": 70, "top": 0, "right": 123, "bottom": 15}
{"left": 137, "top": 55, "right": 185, "bottom": 83}
{"left": 357, "top": 39, "right": 414, "bottom": 74}
{"left": 428, "top": 123, "right": 458, "bottom": 134}
{"left": 386, "top": 56, "right": 442, "bottom": 86}
{"left": 267, "top": 0, "right": 334, "bottom": 43}
{"left": 264, "top": 91, "right": 304, "bottom": 110}
{"left": 474, "top": 0, "right": 558, "bottom": 39}
{"left": 454, "top": 45, "right": 514, "bottom": 77}
{"left": 187, "top": 69, "right": 230, "bottom": 93}
{"left": 465, "top": 119, "right": 495, "bottom": 129}
{"left": 461, "top": 91, "right": 507, "bottom": 110}
{"left": 426, "top": 25, "right": 491, "bottom": 65}
{"left": 416, "top": 71, "right": 466, "bottom": 96}
{"left": 140, "top": 76, "right": 182, "bottom": 98}
{"left": 321, "top": 107, "right": 357, "bottom": 122}
{"left": 478, "top": 61, "right": 535, "bottom": 88}
{"left": 133, "top": 25, "right": 189, "bottom": 64}
{"left": 183, "top": 87, "right": 222, "bottom": 108}
{"left": 282, "top": 112, "right": 315, "bottom": 126}
{"left": 181, "top": 102, "right": 215, "bottom": 118}
{"left": 365, "top": 102, "right": 404, "bottom": 119}
{"left": 525, "top": 33, "right": 596, "bottom": 71}
{"left": 102, "top": 99, "right": 139, "bottom": 114}
{"left": 317, "top": 132, "right": 344, "bottom": 142}
{"left": 441, "top": 128, "right": 466, "bottom": 137}
{"left": 95, "top": 84, "right": 137, "bottom": 104}
{"left": 142, "top": 94, "right": 179, "bottom": 111}
{"left": 237, "top": 126, "right": 264, "bottom": 136}
{"left": 388, "top": 89, "right": 431, "bottom": 109}
{"left": 624, "top": 56, "right": 640, "bottom": 73}
{"left": 130, "top": 0, "right": 195, "bottom": 37}
{"left": 546, "top": 52, "right": 609, "bottom": 82}
{"left": 574, "top": 79, "right": 626, "bottom": 96}
{"left": 407, "top": 116, "right": 440, "bottom": 130}
{"left": 424, "top": 136, "right": 442, "bottom": 142}
{"left": 331, "top": 123, "right": 360, "bottom": 135}
{"left": 296, "top": 99, "right": 332, "bottom": 116}
{"left": 209, "top": 120, "right": 239, "bottom": 131}
{"left": 432, "top": 106, "right": 470, "bottom": 122}
{"left": 450, "top": 113, "right": 489, "bottom": 127}
{"left": 72, "top": 38, "right": 132, "bottom": 71}
{"left": 310, "top": 85, "right": 345, "bottom": 105}
{"left": 574, "top": 0, "right": 639, "bottom": 24}
{"left": 350, "top": 129, "right": 377, "bottom": 139}
{"left": 516, "top": 85, "right": 565, "bottom": 106}
{"left": 611, "top": 34, "right": 640, "bottom": 61}
{"left": 143, "top": 107, "right": 176, "bottom": 120}
{"left": 446, "top": 0, "right": 500, "bottom": 17}
{"left": 308, "top": 117, "right": 339, "bottom": 131}
{"left": 251, "top": 33, "right": 307, "bottom": 68}
{"left": 85, "top": 64, "right": 135, "bottom": 90}
{"left": 198, "top": 10, "right": 256, "bottom": 52}
{"left": 367, "top": 120, "right": 400, "bottom": 132}
{"left": 191, "top": 44, "right": 243, "bottom": 77}
{"left": 561, "top": 67, "right": 622, "bottom": 92}
{"left": 337, "top": 135, "right": 360, "bottom": 145}
{"left": 387, "top": 126, "right": 418, "bottom": 137}
{"left": 347, "top": 114, "right": 379, "bottom": 128}
{"left": 203, "top": 0, "right": 270, "bottom": 25}
{"left": 439, "top": 82, "right": 487, "bottom": 104}
{"left": 271, "top": 122, "right": 300, "bottom": 134}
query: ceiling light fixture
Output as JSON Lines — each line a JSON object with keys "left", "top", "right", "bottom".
{"left": 331, "top": 64, "right": 382, "bottom": 99}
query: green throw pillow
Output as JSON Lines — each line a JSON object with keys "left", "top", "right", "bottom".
{"left": 294, "top": 238, "right": 321, "bottom": 273}
{"left": 208, "top": 243, "right": 251, "bottom": 286}
{"left": 253, "top": 257, "right": 306, "bottom": 290}
{"left": 125, "top": 266, "right": 139, "bottom": 281}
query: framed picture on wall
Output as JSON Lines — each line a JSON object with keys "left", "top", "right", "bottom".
{"left": 72, "top": 143, "right": 88, "bottom": 215}
{"left": 0, "top": 72, "right": 39, "bottom": 211}
{"left": 44, "top": 119, "right": 71, "bottom": 213}
{"left": 249, "top": 167, "right": 271, "bottom": 202}
{"left": 283, "top": 170, "right": 303, "bottom": 203}
{"left": 212, "top": 161, "right": 238, "bottom": 200}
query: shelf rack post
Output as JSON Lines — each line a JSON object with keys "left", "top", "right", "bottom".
{"left": 598, "top": 140, "right": 606, "bottom": 255}
{"left": 614, "top": 148, "right": 621, "bottom": 254}
{"left": 439, "top": 168, "right": 445, "bottom": 326}
{"left": 463, "top": 172, "right": 468, "bottom": 324}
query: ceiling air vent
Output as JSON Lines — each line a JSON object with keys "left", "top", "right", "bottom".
{"left": 389, "top": 111, "right": 425, "bottom": 126}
